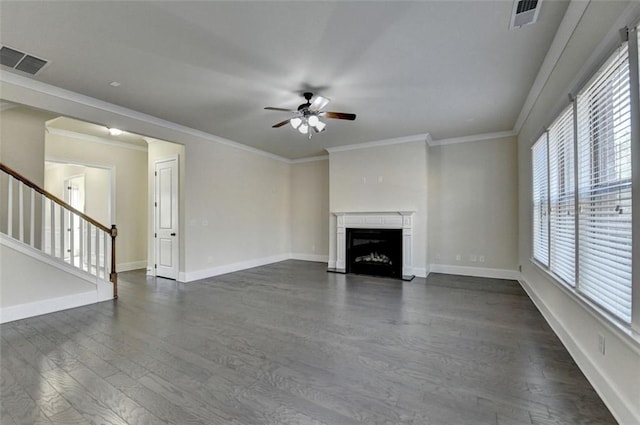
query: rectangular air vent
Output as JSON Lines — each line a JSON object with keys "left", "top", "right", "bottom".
{"left": 510, "top": 0, "right": 543, "bottom": 29}
{"left": 0, "top": 45, "right": 48, "bottom": 75}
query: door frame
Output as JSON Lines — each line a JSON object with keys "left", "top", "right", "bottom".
{"left": 45, "top": 158, "right": 116, "bottom": 224}
{"left": 152, "top": 154, "right": 180, "bottom": 279}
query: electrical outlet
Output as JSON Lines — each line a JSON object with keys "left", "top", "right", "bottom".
{"left": 436, "top": 253, "right": 441, "bottom": 260}
{"left": 312, "top": 244, "right": 316, "bottom": 252}
{"left": 598, "top": 334, "right": 606, "bottom": 355}
{"left": 479, "top": 255, "right": 485, "bottom": 263}
{"left": 456, "top": 254, "right": 461, "bottom": 261}
{"left": 470, "top": 255, "right": 477, "bottom": 262}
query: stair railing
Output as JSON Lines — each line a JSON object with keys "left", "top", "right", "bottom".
{"left": 1, "top": 163, "right": 118, "bottom": 298}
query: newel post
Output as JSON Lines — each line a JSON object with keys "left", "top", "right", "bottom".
{"left": 110, "top": 224, "right": 118, "bottom": 299}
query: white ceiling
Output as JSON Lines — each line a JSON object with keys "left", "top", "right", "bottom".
{"left": 0, "top": 1, "right": 569, "bottom": 159}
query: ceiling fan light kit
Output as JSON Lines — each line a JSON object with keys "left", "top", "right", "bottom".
{"left": 265, "top": 92, "right": 356, "bottom": 140}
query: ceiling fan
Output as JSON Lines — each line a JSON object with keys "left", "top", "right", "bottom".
{"left": 265, "top": 92, "right": 356, "bottom": 139}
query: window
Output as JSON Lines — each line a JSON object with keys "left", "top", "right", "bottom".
{"left": 532, "top": 40, "right": 634, "bottom": 324}
{"left": 548, "top": 106, "right": 575, "bottom": 285}
{"left": 576, "top": 43, "right": 632, "bottom": 323}
{"left": 532, "top": 134, "right": 549, "bottom": 266}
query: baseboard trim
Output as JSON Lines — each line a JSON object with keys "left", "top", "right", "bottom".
{"left": 290, "top": 253, "right": 329, "bottom": 263}
{"left": 0, "top": 290, "right": 97, "bottom": 324}
{"left": 411, "top": 267, "right": 428, "bottom": 278}
{"left": 428, "top": 264, "right": 520, "bottom": 280}
{"left": 180, "top": 254, "right": 291, "bottom": 282}
{"left": 519, "top": 278, "right": 639, "bottom": 425}
{"left": 117, "top": 261, "right": 147, "bottom": 272}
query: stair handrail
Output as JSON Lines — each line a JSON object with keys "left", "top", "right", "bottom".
{"left": 1, "top": 162, "right": 118, "bottom": 298}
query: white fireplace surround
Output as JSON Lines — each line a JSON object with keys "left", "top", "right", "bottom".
{"left": 331, "top": 211, "right": 415, "bottom": 276}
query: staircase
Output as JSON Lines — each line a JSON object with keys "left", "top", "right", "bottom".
{"left": 0, "top": 163, "right": 117, "bottom": 323}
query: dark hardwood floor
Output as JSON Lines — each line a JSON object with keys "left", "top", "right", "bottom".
{"left": 1, "top": 260, "right": 616, "bottom": 424}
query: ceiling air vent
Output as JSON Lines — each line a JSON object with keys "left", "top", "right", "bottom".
{"left": 510, "top": 0, "right": 543, "bottom": 29}
{"left": 0, "top": 45, "right": 48, "bottom": 75}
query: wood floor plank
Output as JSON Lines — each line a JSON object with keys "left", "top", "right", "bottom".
{"left": 1, "top": 261, "right": 617, "bottom": 425}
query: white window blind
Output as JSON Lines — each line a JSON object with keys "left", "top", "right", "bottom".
{"left": 576, "top": 43, "right": 632, "bottom": 323}
{"left": 532, "top": 135, "right": 549, "bottom": 266}
{"left": 548, "top": 106, "right": 576, "bottom": 285}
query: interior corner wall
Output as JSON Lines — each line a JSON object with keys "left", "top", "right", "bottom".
{"left": 45, "top": 132, "right": 148, "bottom": 270}
{"left": 328, "top": 141, "right": 428, "bottom": 276}
{"left": 0, "top": 106, "right": 55, "bottom": 185}
{"left": 290, "top": 159, "right": 329, "bottom": 260}
{"left": 147, "top": 140, "right": 186, "bottom": 276}
{"left": 428, "top": 136, "right": 518, "bottom": 273}
{"left": 517, "top": 2, "right": 640, "bottom": 423}
{"left": 183, "top": 140, "right": 291, "bottom": 280}
{"left": 0, "top": 106, "right": 56, "bottom": 247}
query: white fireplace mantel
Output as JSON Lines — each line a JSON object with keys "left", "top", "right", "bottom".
{"left": 331, "top": 211, "right": 415, "bottom": 276}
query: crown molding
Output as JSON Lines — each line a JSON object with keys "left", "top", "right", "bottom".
{"left": 290, "top": 155, "right": 329, "bottom": 164}
{"left": 429, "top": 130, "right": 517, "bottom": 147}
{"left": 513, "top": 1, "right": 589, "bottom": 133}
{"left": 325, "top": 133, "right": 430, "bottom": 154}
{"left": 47, "top": 127, "right": 148, "bottom": 152}
{"left": 0, "top": 72, "right": 291, "bottom": 164}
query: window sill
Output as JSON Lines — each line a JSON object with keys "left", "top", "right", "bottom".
{"left": 529, "top": 258, "right": 640, "bottom": 355}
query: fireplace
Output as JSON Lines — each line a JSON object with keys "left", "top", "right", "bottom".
{"left": 330, "top": 211, "right": 415, "bottom": 280}
{"left": 346, "top": 228, "right": 402, "bottom": 278}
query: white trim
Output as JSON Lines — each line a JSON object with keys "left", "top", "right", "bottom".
{"left": 412, "top": 267, "right": 428, "bottom": 278}
{"left": 179, "top": 253, "right": 291, "bottom": 282}
{"left": 290, "top": 253, "right": 329, "bottom": 263}
{"left": 333, "top": 211, "right": 415, "bottom": 276}
{"left": 428, "top": 264, "right": 520, "bottom": 280}
{"left": 519, "top": 277, "right": 640, "bottom": 425}
{"left": 0, "top": 233, "right": 108, "bottom": 287}
{"left": 0, "top": 290, "right": 98, "bottom": 324}
{"left": 325, "top": 134, "right": 430, "bottom": 154}
{"left": 290, "top": 155, "right": 329, "bottom": 164}
{"left": 46, "top": 127, "right": 148, "bottom": 152}
{"left": 428, "top": 130, "right": 517, "bottom": 147}
{"left": 0, "top": 72, "right": 291, "bottom": 164}
{"left": 514, "top": 1, "right": 589, "bottom": 133}
{"left": 117, "top": 260, "right": 147, "bottom": 272}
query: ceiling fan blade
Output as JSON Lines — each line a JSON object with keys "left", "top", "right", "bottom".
{"left": 272, "top": 119, "right": 291, "bottom": 128}
{"left": 265, "top": 107, "right": 296, "bottom": 112}
{"left": 322, "top": 111, "right": 356, "bottom": 121}
{"left": 309, "top": 96, "right": 330, "bottom": 112}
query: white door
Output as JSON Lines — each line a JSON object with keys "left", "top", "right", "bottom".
{"left": 155, "top": 157, "right": 179, "bottom": 279}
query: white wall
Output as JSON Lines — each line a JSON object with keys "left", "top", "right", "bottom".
{"left": 183, "top": 140, "right": 291, "bottom": 280}
{"left": 428, "top": 136, "right": 518, "bottom": 274}
{"left": 0, "top": 106, "right": 56, "bottom": 247}
{"left": 0, "top": 106, "right": 55, "bottom": 185}
{"left": 290, "top": 159, "right": 329, "bottom": 260}
{"left": 46, "top": 132, "right": 148, "bottom": 270}
{"left": 328, "top": 141, "right": 428, "bottom": 275}
{"left": 517, "top": 2, "right": 640, "bottom": 423}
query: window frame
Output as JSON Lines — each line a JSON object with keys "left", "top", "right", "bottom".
{"left": 530, "top": 25, "right": 640, "bottom": 336}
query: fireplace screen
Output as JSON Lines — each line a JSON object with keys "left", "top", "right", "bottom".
{"left": 346, "top": 228, "right": 402, "bottom": 278}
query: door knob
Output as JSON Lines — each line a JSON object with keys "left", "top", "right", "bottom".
{"left": 170, "top": 233, "right": 176, "bottom": 236}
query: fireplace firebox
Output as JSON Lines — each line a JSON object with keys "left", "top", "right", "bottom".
{"left": 346, "top": 228, "right": 402, "bottom": 278}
